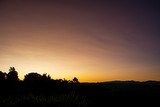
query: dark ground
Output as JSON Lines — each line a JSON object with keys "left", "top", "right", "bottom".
{"left": 0, "top": 80, "right": 159, "bottom": 107}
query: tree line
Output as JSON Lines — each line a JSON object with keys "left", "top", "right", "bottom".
{"left": 0, "top": 67, "right": 80, "bottom": 96}
{"left": 0, "top": 67, "right": 79, "bottom": 83}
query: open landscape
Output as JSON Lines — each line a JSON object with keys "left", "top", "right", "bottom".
{"left": 0, "top": 0, "right": 160, "bottom": 106}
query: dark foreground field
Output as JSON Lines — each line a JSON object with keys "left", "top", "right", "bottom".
{"left": 0, "top": 80, "right": 159, "bottom": 107}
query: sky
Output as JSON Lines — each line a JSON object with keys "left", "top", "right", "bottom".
{"left": 0, "top": 0, "right": 160, "bottom": 82}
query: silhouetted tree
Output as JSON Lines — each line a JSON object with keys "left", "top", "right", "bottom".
{"left": 7, "top": 67, "right": 19, "bottom": 81}
{"left": 0, "top": 71, "right": 7, "bottom": 80}
{"left": 73, "top": 77, "right": 79, "bottom": 83}
{"left": 24, "top": 72, "right": 42, "bottom": 81}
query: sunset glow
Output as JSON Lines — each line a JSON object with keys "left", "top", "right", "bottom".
{"left": 0, "top": 0, "right": 160, "bottom": 82}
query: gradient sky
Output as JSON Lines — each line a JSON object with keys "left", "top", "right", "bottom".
{"left": 0, "top": 0, "right": 160, "bottom": 82}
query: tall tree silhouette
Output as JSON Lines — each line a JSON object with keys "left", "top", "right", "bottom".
{"left": 7, "top": 67, "right": 19, "bottom": 81}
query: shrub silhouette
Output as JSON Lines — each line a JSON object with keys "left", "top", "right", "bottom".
{"left": 73, "top": 77, "right": 79, "bottom": 83}
{"left": 0, "top": 71, "right": 7, "bottom": 80}
{"left": 42, "top": 73, "right": 51, "bottom": 81}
